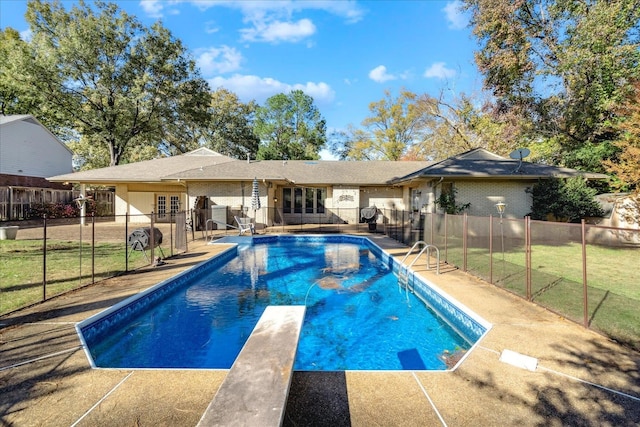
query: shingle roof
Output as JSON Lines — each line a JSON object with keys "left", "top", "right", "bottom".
{"left": 394, "top": 148, "right": 609, "bottom": 182}
{"left": 48, "top": 147, "right": 608, "bottom": 185}
{"left": 163, "top": 159, "right": 431, "bottom": 185}
{"left": 48, "top": 148, "right": 236, "bottom": 183}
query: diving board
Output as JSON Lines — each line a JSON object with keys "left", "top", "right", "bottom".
{"left": 197, "top": 305, "right": 306, "bottom": 427}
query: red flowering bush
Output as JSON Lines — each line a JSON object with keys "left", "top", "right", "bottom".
{"left": 26, "top": 200, "right": 96, "bottom": 219}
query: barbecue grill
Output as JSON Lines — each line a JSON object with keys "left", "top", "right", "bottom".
{"left": 360, "top": 206, "right": 379, "bottom": 231}
{"left": 127, "top": 227, "right": 164, "bottom": 260}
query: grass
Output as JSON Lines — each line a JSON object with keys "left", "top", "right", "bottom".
{"left": 458, "top": 241, "right": 640, "bottom": 350}
{"left": 463, "top": 242, "right": 640, "bottom": 299}
{"left": 0, "top": 239, "right": 150, "bottom": 315}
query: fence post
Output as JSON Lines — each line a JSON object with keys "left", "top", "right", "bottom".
{"left": 170, "top": 212, "right": 174, "bottom": 258}
{"left": 526, "top": 216, "right": 531, "bottom": 301}
{"left": 92, "top": 212, "right": 95, "bottom": 284}
{"left": 582, "top": 219, "right": 588, "bottom": 328}
{"left": 190, "top": 209, "right": 195, "bottom": 242}
{"left": 489, "top": 215, "right": 493, "bottom": 284}
{"left": 430, "top": 212, "right": 434, "bottom": 246}
{"left": 79, "top": 214, "right": 83, "bottom": 286}
{"left": 444, "top": 213, "right": 448, "bottom": 263}
{"left": 150, "top": 211, "right": 155, "bottom": 265}
{"left": 125, "top": 212, "right": 129, "bottom": 272}
{"left": 463, "top": 213, "right": 468, "bottom": 272}
{"left": 43, "top": 214, "right": 47, "bottom": 301}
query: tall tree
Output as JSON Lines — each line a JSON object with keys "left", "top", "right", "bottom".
{"left": 462, "top": 0, "right": 640, "bottom": 169}
{"left": 330, "top": 89, "right": 427, "bottom": 161}
{"left": 254, "top": 90, "right": 326, "bottom": 160}
{"left": 0, "top": 29, "right": 38, "bottom": 116}
{"left": 605, "top": 81, "right": 640, "bottom": 191}
{"left": 10, "top": 0, "right": 211, "bottom": 167}
{"left": 205, "top": 88, "right": 260, "bottom": 159}
{"left": 330, "top": 89, "right": 510, "bottom": 161}
{"left": 408, "top": 92, "right": 517, "bottom": 160}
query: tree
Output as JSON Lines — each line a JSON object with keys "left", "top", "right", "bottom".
{"left": 0, "top": 29, "right": 39, "bottom": 117}
{"left": 11, "top": 0, "right": 211, "bottom": 167}
{"left": 462, "top": 0, "right": 640, "bottom": 170}
{"left": 204, "top": 88, "right": 260, "bottom": 159}
{"left": 409, "top": 92, "right": 520, "bottom": 160}
{"left": 330, "top": 89, "right": 428, "bottom": 161}
{"left": 605, "top": 81, "right": 640, "bottom": 191}
{"left": 527, "top": 177, "right": 604, "bottom": 222}
{"left": 254, "top": 90, "right": 326, "bottom": 160}
{"left": 330, "top": 89, "right": 517, "bottom": 161}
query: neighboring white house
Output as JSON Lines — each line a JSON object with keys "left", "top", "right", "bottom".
{"left": 0, "top": 115, "right": 73, "bottom": 183}
{"left": 0, "top": 115, "right": 75, "bottom": 220}
{"left": 48, "top": 147, "right": 608, "bottom": 228}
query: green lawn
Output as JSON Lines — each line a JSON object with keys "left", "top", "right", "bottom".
{"left": 0, "top": 239, "right": 150, "bottom": 315}
{"left": 465, "top": 242, "right": 640, "bottom": 300}
{"left": 461, "top": 242, "right": 640, "bottom": 350}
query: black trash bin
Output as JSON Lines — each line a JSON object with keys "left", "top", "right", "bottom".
{"left": 360, "top": 206, "right": 378, "bottom": 232}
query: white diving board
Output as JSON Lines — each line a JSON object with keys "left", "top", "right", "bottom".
{"left": 197, "top": 305, "right": 306, "bottom": 427}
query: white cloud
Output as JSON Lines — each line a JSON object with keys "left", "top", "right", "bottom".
{"left": 204, "top": 21, "right": 219, "bottom": 34}
{"left": 424, "top": 62, "right": 456, "bottom": 79}
{"left": 139, "top": 1, "right": 364, "bottom": 43}
{"left": 196, "top": 46, "right": 243, "bottom": 75}
{"left": 241, "top": 18, "right": 316, "bottom": 43}
{"left": 20, "top": 29, "right": 32, "bottom": 41}
{"left": 139, "top": 0, "right": 168, "bottom": 18}
{"left": 369, "top": 65, "right": 396, "bottom": 83}
{"left": 208, "top": 74, "right": 335, "bottom": 105}
{"left": 443, "top": 1, "right": 467, "bottom": 30}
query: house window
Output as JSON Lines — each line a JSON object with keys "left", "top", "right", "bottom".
{"left": 156, "top": 194, "right": 180, "bottom": 220}
{"left": 283, "top": 188, "right": 292, "bottom": 213}
{"left": 157, "top": 195, "right": 166, "bottom": 216}
{"left": 282, "top": 187, "right": 326, "bottom": 214}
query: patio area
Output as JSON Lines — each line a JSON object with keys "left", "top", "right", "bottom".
{"left": 1, "top": 233, "right": 639, "bottom": 426}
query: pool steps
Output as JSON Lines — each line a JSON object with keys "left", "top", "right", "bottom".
{"left": 197, "top": 305, "right": 306, "bottom": 427}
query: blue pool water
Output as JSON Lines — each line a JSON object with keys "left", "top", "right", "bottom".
{"left": 80, "top": 235, "right": 486, "bottom": 371}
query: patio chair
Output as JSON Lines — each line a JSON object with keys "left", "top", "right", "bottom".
{"left": 234, "top": 216, "right": 255, "bottom": 236}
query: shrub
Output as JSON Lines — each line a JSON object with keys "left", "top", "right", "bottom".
{"left": 25, "top": 200, "right": 96, "bottom": 219}
{"left": 527, "top": 177, "right": 604, "bottom": 222}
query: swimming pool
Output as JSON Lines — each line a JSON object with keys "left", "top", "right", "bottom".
{"left": 77, "top": 235, "right": 490, "bottom": 371}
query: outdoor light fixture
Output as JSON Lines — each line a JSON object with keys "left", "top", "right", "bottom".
{"left": 495, "top": 201, "right": 507, "bottom": 264}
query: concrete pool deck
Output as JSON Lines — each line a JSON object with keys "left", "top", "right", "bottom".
{"left": 1, "top": 233, "right": 639, "bottom": 426}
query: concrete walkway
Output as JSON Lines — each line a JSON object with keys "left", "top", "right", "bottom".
{"left": 1, "top": 234, "right": 639, "bottom": 426}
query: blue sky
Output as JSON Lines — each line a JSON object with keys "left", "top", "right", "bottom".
{"left": 1, "top": 0, "right": 483, "bottom": 159}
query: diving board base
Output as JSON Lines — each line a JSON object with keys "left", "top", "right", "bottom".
{"left": 197, "top": 305, "right": 306, "bottom": 427}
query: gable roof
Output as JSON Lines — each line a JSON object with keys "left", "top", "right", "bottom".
{"left": 48, "top": 148, "right": 236, "bottom": 183}
{"left": 393, "top": 148, "right": 609, "bottom": 182}
{"left": 163, "top": 159, "right": 431, "bottom": 185}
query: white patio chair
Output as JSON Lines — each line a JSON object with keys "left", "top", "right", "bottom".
{"left": 234, "top": 216, "right": 255, "bottom": 235}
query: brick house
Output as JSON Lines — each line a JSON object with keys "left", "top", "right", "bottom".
{"left": 393, "top": 148, "right": 608, "bottom": 219}
{"left": 48, "top": 147, "right": 607, "bottom": 227}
